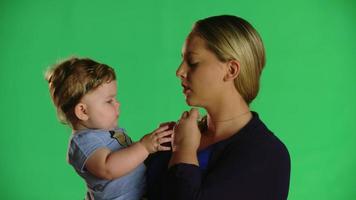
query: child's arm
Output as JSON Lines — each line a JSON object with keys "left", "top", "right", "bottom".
{"left": 85, "top": 125, "right": 173, "bottom": 180}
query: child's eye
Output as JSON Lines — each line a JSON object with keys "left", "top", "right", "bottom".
{"left": 106, "top": 99, "right": 113, "bottom": 103}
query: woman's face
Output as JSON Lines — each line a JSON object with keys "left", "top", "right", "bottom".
{"left": 176, "top": 34, "right": 227, "bottom": 108}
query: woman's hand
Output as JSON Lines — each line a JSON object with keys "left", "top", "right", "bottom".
{"left": 139, "top": 125, "right": 173, "bottom": 153}
{"left": 169, "top": 108, "right": 201, "bottom": 166}
{"left": 173, "top": 108, "right": 201, "bottom": 152}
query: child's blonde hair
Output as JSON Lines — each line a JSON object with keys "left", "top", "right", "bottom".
{"left": 45, "top": 57, "right": 116, "bottom": 126}
{"left": 192, "top": 15, "right": 265, "bottom": 104}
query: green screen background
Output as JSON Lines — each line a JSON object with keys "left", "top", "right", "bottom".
{"left": 0, "top": 0, "right": 355, "bottom": 199}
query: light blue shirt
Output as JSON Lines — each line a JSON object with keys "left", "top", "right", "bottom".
{"left": 67, "top": 128, "right": 146, "bottom": 200}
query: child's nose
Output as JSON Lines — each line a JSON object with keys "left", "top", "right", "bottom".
{"left": 115, "top": 100, "right": 120, "bottom": 109}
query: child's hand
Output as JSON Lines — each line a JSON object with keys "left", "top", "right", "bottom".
{"left": 139, "top": 125, "right": 173, "bottom": 153}
{"left": 159, "top": 121, "right": 176, "bottom": 129}
{"left": 159, "top": 121, "right": 176, "bottom": 148}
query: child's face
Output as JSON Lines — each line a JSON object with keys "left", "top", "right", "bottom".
{"left": 80, "top": 80, "right": 120, "bottom": 130}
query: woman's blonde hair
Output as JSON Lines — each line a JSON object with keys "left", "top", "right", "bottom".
{"left": 45, "top": 57, "right": 116, "bottom": 126}
{"left": 192, "top": 15, "right": 265, "bottom": 104}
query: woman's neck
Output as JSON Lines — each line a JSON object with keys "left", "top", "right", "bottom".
{"left": 203, "top": 91, "right": 252, "bottom": 141}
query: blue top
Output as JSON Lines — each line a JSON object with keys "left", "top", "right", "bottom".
{"left": 67, "top": 128, "right": 146, "bottom": 200}
{"left": 197, "top": 146, "right": 214, "bottom": 171}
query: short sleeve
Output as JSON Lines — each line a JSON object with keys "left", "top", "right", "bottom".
{"left": 68, "top": 131, "right": 108, "bottom": 172}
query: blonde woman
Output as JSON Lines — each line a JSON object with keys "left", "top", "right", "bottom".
{"left": 147, "top": 15, "right": 290, "bottom": 200}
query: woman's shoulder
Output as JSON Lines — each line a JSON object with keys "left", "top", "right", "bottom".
{"left": 227, "top": 112, "right": 290, "bottom": 162}
{"left": 252, "top": 113, "right": 289, "bottom": 156}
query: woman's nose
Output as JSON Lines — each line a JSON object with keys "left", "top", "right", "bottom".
{"left": 176, "top": 63, "right": 187, "bottom": 79}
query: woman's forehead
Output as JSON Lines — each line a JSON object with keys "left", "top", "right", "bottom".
{"left": 182, "top": 35, "right": 207, "bottom": 55}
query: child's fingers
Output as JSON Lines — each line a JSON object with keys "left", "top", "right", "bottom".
{"left": 158, "top": 136, "right": 172, "bottom": 144}
{"left": 159, "top": 122, "right": 170, "bottom": 127}
{"left": 156, "top": 130, "right": 173, "bottom": 138}
{"left": 153, "top": 124, "right": 170, "bottom": 134}
{"left": 159, "top": 121, "right": 175, "bottom": 128}
{"left": 158, "top": 145, "right": 171, "bottom": 151}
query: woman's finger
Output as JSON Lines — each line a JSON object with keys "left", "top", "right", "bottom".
{"left": 181, "top": 111, "right": 189, "bottom": 119}
{"left": 188, "top": 108, "right": 200, "bottom": 120}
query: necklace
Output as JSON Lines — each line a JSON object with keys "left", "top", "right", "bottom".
{"left": 213, "top": 111, "right": 251, "bottom": 123}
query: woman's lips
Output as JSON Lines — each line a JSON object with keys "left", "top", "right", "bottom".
{"left": 182, "top": 83, "right": 192, "bottom": 95}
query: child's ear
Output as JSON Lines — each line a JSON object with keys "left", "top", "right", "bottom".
{"left": 74, "top": 103, "right": 89, "bottom": 121}
{"left": 224, "top": 60, "right": 240, "bottom": 81}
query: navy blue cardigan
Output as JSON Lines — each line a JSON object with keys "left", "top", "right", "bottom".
{"left": 146, "top": 112, "right": 290, "bottom": 200}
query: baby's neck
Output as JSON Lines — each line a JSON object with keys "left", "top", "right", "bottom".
{"left": 72, "top": 122, "right": 92, "bottom": 133}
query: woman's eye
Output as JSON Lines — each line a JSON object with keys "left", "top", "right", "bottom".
{"left": 106, "top": 99, "right": 113, "bottom": 103}
{"left": 188, "top": 62, "right": 198, "bottom": 68}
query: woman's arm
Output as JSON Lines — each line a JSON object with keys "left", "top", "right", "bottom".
{"left": 169, "top": 109, "right": 201, "bottom": 167}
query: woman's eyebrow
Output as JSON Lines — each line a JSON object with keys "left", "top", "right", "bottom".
{"left": 181, "top": 51, "right": 198, "bottom": 58}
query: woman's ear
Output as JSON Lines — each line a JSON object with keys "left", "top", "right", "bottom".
{"left": 74, "top": 103, "right": 89, "bottom": 121}
{"left": 224, "top": 60, "right": 240, "bottom": 81}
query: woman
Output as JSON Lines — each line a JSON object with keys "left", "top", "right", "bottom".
{"left": 147, "top": 15, "right": 290, "bottom": 200}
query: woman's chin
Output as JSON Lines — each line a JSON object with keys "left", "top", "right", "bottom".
{"left": 185, "top": 98, "right": 193, "bottom": 106}
{"left": 186, "top": 97, "right": 199, "bottom": 107}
